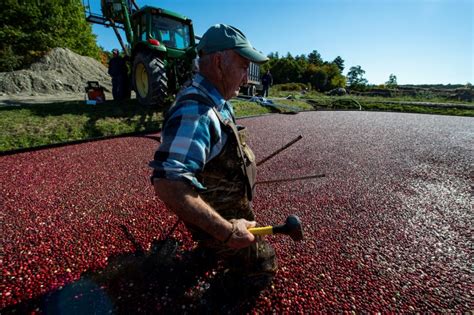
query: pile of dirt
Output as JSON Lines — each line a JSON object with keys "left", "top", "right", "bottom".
{"left": 0, "top": 48, "right": 112, "bottom": 96}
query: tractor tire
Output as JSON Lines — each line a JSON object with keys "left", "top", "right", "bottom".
{"left": 132, "top": 52, "right": 168, "bottom": 107}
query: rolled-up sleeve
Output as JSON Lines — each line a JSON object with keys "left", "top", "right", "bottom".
{"left": 150, "top": 104, "right": 215, "bottom": 190}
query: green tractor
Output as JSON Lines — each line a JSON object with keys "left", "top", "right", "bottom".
{"left": 83, "top": 0, "right": 197, "bottom": 107}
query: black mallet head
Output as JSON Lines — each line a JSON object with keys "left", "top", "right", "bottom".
{"left": 272, "top": 215, "right": 304, "bottom": 241}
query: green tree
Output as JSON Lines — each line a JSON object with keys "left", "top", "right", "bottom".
{"left": 295, "top": 54, "right": 307, "bottom": 62}
{"left": 267, "top": 52, "right": 279, "bottom": 59}
{"left": 308, "top": 50, "right": 323, "bottom": 66}
{"left": 0, "top": 0, "right": 100, "bottom": 72}
{"left": 303, "top": 64, "right": 316, "bottom": 87}
{"left": 271, "top": 58, "right": 302, "bottom": 83}
{"left": 311, "top": 69, "right": 328, "bottom": 91}
{"left": 347, "top": 65, "right": 368, "bottom": 90}
{"left": 303, "top": 63, "right": 345, "bottom": 91}
{"left": 294, "top": 54, "right": 309, "bottom": 76}
{"left": 260, "top": 53, "right": 278, "bottom": 75}
{"left": 263, "top": 50, "right": 347, "bottom": 91}
{"left": 322, "top": 63, "right": 346, "bottom": 91}
{"left": 285, "top": 52, "right": 294, "bottom": 60}
{"left": 385, "top": 74, "right": 398, "bottom": 88}
{"left": 329, "top": 73, "right": 346, "bottom": 89}
{"left": 332, "top": 56, "right": 345, "bottom": 72}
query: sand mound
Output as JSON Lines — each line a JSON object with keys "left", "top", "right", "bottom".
{"left": 0, "top": 48, "right": 112, "bottom": 96}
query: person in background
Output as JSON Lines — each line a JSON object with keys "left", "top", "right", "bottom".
{"left": 261, "top": 70, "right": 273, "bottom": 97}
{"left": 108, "top": 48, "right": 128, "bottom": 101}
{"left": 150, "top": 24, "right": 277, "bottom": 291}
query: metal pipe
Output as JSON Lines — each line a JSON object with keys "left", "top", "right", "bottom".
{"left": 109, "top": 19, "right": 129, "bottom": 55}
{"left": 256, "top": 135, "right": 303, "bottom": 166}
{"left": 256, "top": 174, "right": 325, "bottom": 185}
{"left": 130, "top": 0, "right": 139, "bottom": 10}
{"left": 120, "top": 0, "right": 134, "bottom": 43}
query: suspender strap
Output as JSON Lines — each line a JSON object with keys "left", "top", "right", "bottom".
{"left": 212, "top": 108, "right": 255, "bottom": 201}
{"left": 163, "top": 91, "right": 255, "bottom": 200}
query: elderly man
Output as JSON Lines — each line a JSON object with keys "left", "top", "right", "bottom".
{"left": 150, "top": 24, "right": 277, "bottom": 288}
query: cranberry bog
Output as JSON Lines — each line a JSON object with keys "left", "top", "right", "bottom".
{"left": 1, "top": 111, "right": 472, "bottom": 313}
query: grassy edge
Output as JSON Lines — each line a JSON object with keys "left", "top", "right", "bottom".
{"left": 304, "top": 98, "right": 474, "bottom": 117}
{"left": 1, "top": 97, "right": 472, "bottom": 153}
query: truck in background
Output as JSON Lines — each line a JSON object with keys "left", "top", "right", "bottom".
{"left": 240, "top": 62, "right": 263, "bottom": 96}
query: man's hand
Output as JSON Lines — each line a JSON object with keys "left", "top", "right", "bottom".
{"left": 225, "top": 219, "right": 256, "bottom": 249}
{"left": 154, "top": 179, "right": 258, "bottom": 249}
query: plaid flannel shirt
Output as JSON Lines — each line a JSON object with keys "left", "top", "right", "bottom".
{"left": 149, "top": 74, "right": 235, "bottom": 189}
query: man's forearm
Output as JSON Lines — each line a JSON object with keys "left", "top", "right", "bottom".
{"left": 153, "top": 179, "right": 233, "bottom": 242}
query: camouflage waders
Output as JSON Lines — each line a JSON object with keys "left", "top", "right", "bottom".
{"left": 183, "top": 106, "right": 277, "bottom": 280}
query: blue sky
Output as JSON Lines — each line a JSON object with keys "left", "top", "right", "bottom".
{"left": 87, "top": 0, "right": 473, "bottom": 85}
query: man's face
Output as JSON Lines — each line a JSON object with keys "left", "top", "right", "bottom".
{"left": 219, "top": 50, "right": 249, "bottom": 99}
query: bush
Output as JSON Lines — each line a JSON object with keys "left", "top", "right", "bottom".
{"left": 273, "top": 83, "right": 310, "bottom": 92}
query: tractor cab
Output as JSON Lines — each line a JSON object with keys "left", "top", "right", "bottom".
{"left": 151, "top": 15, "right": 192, "bottom": 50}
{"left": 130, "top": 7, "right": 195, "bottom": 57}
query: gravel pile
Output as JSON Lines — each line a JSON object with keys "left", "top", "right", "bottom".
{"left": 0, "top": 48, "right": 111, "bottom": 96}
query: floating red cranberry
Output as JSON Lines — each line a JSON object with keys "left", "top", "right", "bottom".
{"left": 1, "top": 112, "right": 472, "bottom": 312}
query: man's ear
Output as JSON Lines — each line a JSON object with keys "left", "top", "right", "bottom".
{"left": 215, "top": 53, "right": 224, "bottom": 76}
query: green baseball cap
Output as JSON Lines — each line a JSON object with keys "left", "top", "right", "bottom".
{"left": 196, "top": 24, "right": 268, "bottom": 64}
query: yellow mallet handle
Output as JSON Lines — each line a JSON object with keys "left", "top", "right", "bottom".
{"left": 248, "top": 226, "right": 273, "bottom": 236}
